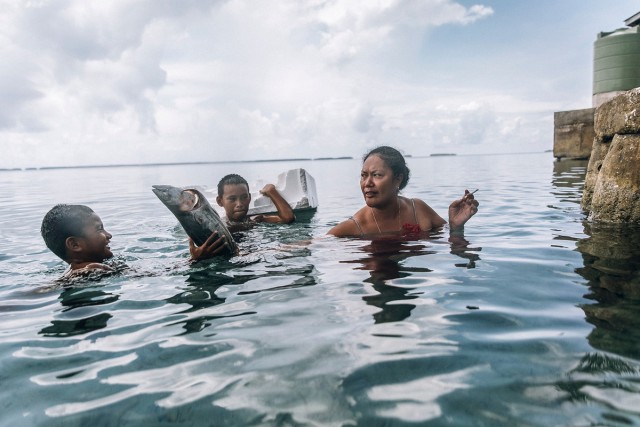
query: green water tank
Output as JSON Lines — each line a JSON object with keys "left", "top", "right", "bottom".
{"left": 593, "top": 27, "right": 640, "bottom": 95}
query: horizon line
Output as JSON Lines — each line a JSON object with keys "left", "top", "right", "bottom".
{"left": 0, "top": 156, "right": 355, "bottom": 172}
{"left": 0, "top": 150, "right": 555, "bottom": 172}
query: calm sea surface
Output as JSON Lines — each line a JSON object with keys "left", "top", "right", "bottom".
{"left": 2, "top": 153, "right": 640, "bottom": 426}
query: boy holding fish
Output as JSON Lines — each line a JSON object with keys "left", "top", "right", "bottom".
{"left": 188, "top": 174, "right": 295, "bottom": 261}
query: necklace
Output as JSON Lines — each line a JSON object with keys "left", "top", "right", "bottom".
{"left": 370, "top": 198, "right": 401, "bottom": 234}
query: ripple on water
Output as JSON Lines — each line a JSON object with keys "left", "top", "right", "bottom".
{"left": 2, "top": 155, "right": 640, "bottom": 425}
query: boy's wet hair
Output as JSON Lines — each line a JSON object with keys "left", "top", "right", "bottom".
{"left": 217, "top": 174, "right": 249, "bottom": 197}
{"left": 41, "top": 204, "right": 94, "bottom": 261}
{"left": 363, "top": 146, "right": 411, "bottom": 190}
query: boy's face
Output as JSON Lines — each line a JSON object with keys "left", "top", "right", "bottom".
{"left": 77, "top": 213, "right": 113, "bottom": 262}
{"left": 217, "top": 184, "right": 251, "bottom": 221}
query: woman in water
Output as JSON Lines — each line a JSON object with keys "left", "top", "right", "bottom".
{"left": 327, "top": 146, "right": 478, "bottom": 237}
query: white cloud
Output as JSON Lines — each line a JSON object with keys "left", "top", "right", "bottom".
{"left": 311, "top": 0, "right": 493, "bottom": 64}
{"left": 5, "top": 0, "right": 605, "bottom": 169}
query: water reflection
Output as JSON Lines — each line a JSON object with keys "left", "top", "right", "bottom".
{"left": 166, "top": 268, "right": 235, "bottom": 334}
{"left": 343, "top": 234, "right": 481, "bottom": 324}
{"left": 575, "top": 223, "right": 640, "bottom": 359}
{"left": 551, "top": 159, "right": 588, "bottom": 207}
{"left": 550, "top": 157, "right": 640, "bottom": 418}
{"left": 345, "top": 239, "right": 432, "bottom": 323}
{"left": 165, "top": 222, "right": 317, "bottom": 335}
{"left": 552, "top": 159, "right": 640, "bottom": 357}
{"left": 449, "top": 233, "right": 481, "bottom": 269}
{"left": 552, "top": 158, "right": 588, "bottom": 181}
{"left": 39, "top": 286, "right": 118, "bottom": 337}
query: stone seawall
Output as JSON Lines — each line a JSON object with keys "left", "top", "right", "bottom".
{"left": 553, "top": 108, "right": 595, "bottom": 160}
{"left": 582, "top": 88, "right": 640, "bottom": 222}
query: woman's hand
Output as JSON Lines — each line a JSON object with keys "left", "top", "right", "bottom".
{"left": 189, "top": 231, "right": 227, "bottom": 261}
{"left": 448, "top": 190, "right": 479, "bottom": 230}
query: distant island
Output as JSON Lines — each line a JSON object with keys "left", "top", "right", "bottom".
{"left": 430, "top": 153, "right": 457, "bottom": 157}
{"left": 0, "top": 156, "right": 354, "bottom": 172}
{"left": 312, "top": 156, "right": 352, "bottom": 161}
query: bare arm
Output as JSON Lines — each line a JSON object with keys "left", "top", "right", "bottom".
{"left": 327, "top": 219, "right": 360, "bottom": 237}
{"left": 413, "top": 198, "right": 447, "bottom": 231}
{"left": 257, "top": 184, "right": 295, "bottom": 224}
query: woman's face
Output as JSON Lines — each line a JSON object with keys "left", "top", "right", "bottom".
{"left": 360, "top": 154, "right": 402, "bottom": 208}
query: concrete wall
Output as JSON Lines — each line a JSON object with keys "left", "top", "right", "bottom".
{"left": 582, "top": 88, "right": 640, "bottom": 223}
{"left": 553, "top": 108, "right": 595, "bottom": 160}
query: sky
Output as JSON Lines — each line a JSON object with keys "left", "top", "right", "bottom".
{"left": 1, "top": 0, "right": 638, "bottom": 169}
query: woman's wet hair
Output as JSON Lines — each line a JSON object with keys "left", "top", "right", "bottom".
{"left": 363, "top": 146, "right": 411, "bottom": 190}
{"left": 217, "top": 174, "right": 249, "bottom": 197}
{"left": 41, "top": 204, "right": 95, "bottom": 261}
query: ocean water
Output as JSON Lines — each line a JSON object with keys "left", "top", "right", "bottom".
{"left": 1, "top": 153, "right": 640, "bottom": 426}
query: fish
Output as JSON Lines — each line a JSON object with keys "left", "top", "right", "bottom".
{"left": 152, "top": 185, "right": 238, "bottom": 257}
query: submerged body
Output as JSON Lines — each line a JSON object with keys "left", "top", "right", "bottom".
{"left": 41, "top": 204, "right": 116, "bottom": 278}
{"left": 152, "top": 185, "right": 239, "bottom": 257}
{"left": 328, "top": 146, "right": 478, "bottom": 237}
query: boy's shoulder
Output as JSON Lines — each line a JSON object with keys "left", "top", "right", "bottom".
{"left": 64, "top": 263, "right": 115, "bottom": 278}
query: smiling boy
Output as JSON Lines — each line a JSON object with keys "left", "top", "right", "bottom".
{"left": 189, "top": 174, "right": 295, "bottom": 261}
{"left": 41, "top": 204, "right": 114, "bottom": 278}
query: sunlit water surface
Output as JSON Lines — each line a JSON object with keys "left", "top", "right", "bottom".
{"left": 1, "top": 153, "right": 640, "bottom": 426}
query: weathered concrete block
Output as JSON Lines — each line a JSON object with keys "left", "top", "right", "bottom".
{"left": 594, "top": 87, "right": 640, "bottom": 140}
{"left": 553, "top": 108, "right": 595, "bottom": 159}
{"left": 581, "top": 137, "right": 611, "bottom": 211}
{"left": 588, "top": 134, "right": 640, "bottom": 222}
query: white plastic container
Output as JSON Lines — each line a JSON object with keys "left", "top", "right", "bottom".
{"left": 247, "top": 168, "right": 318, "bottom": 215}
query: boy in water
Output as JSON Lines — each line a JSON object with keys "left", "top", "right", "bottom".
{"left": 41, "top": 204, "right": 114, "bottom": 278}
{"left": 189, "top": 174, "right": 295, "bottom": 260}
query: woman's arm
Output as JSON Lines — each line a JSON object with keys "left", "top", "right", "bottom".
{"left": 327, "top": 219, "right": 360, "bottom": 237}
{"left": 412, "top": 198, "right": 447, "bottom": 231}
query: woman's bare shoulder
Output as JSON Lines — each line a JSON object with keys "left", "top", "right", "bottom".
{"left": 410, "top": 197, "right": 436, "bottom": 212}
{"left": 327, "top": 207, "right": 367, "bottom": 237}
{"left": 410, "top": 197, "right": 447, "bottom": 228}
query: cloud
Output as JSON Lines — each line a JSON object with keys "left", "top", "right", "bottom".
{"left": 311, "top": 0, "right": 493, "bottom": 64}
{"left": 1, "top": 0, "right": 516, "bottom": 168}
